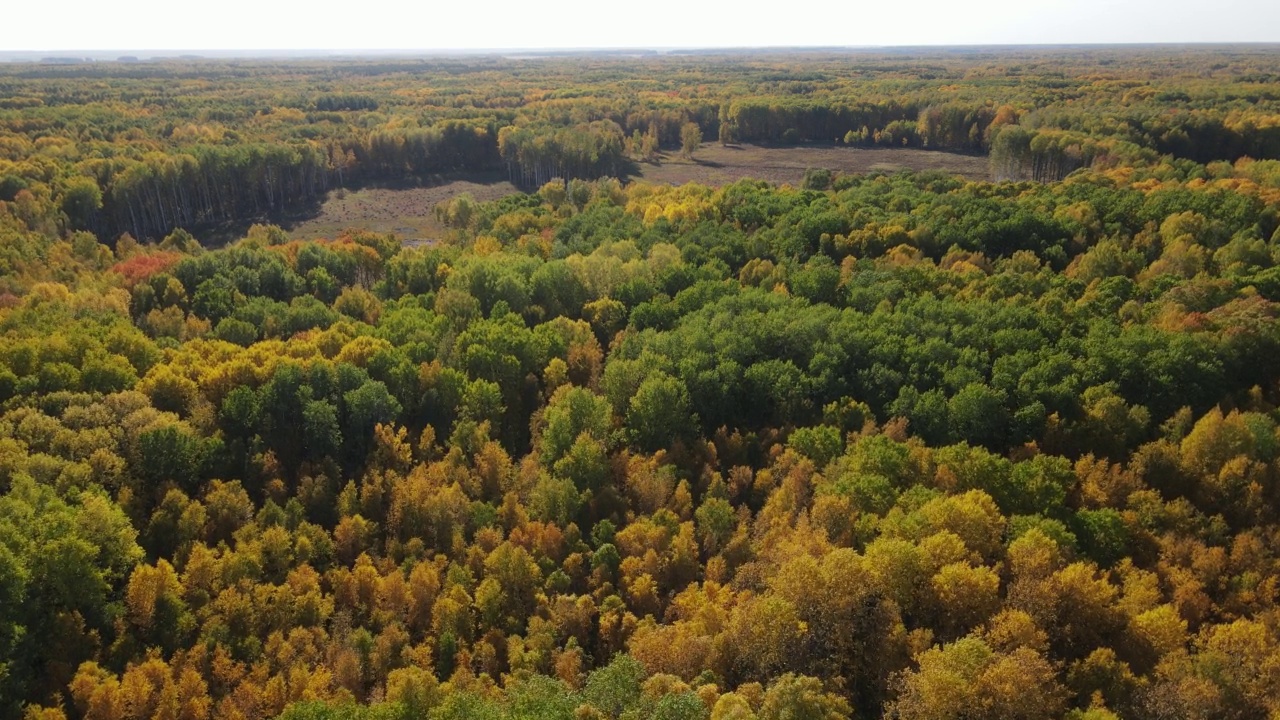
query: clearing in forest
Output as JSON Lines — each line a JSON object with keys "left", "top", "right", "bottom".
{"left": 286, "top": 145, "right": 988, "bottom": 241}
{"left": 286, "top": 174, "right": 520, "bottom": 242}
{"left": 636, "top": 144, "right": 989, "bottom": 186}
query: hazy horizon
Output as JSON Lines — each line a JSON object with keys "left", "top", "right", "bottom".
{"left": 4, "top": 42, "right": 1279, "bottom": 63}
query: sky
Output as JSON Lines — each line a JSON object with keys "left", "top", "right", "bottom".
{"left": 4, "top": 0, "right": 1279, "bottom": 52}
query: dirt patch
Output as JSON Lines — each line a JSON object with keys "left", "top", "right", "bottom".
{"left": 287, "top": 174, "right": 519, "bottom": 242}
{"left": 287, "top": 146, "right": 989, "bottom": 242}
{"left": 636, "top": 144, "right": 990, "bottom": 186}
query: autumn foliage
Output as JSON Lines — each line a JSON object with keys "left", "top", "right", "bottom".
{"left": 2, "top": 49, "right": 1280, "bottom": 720}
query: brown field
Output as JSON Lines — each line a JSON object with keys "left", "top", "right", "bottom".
{"left": 636, "top": 143, "right": 990, "bottom": 186}
{"left": 286, "top": 146, "right": 989, "bottom": 242}
{"left": 287, "top": 173, "right": 520, "bottom": 242}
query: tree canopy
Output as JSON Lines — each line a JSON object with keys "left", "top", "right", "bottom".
{"left": 1, "top": 48, "right": 1280, "bottom": 720}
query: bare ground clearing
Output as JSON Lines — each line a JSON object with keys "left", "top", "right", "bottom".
{"left": 286, "top": 146, "right": 989, "bottom": 242}
{"left": 287, "top": 175, "right": 519, "bottom": 242}
{"left": 637, "top": 144, "right": 990, "bottom": 186}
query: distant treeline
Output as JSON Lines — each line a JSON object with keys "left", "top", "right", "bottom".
{"left": 3, "top": 50, "right": 1280, "bottom": 241}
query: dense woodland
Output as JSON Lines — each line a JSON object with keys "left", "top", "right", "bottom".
{"left": 2, "top": 48, "right": 1280, "bottom": 720}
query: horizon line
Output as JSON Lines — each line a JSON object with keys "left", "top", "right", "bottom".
{"left": 4, "top": 41, "right": 1280, "bottom": 58}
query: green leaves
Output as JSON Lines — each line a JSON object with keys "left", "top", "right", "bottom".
{"left": 0, "top": 476, "right": 142, "bottom": 709}
{"left": 539, "top": 386, "right": 612, "bottom": 468}
{"left": 625, "top": 372, "right": 696, "bottom": 453}
{"left": 136, "top": 424, "right": 214, "bottom": 495}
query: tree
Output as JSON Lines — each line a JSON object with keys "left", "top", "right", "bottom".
{"left": 891, "top": 636, "right": 1066, "bottom": 720}
{"left": 302, "top": 399, "right": 342, "bottom": 462}
{"left": 59, "top": 176, "right": 103, "bottom": 232}
{"left": 759, "top": 674, "right": 850, "bottom": 720}
{"left": 0, "top": 477, "right": 142, "bottom": 713}
{"left": 538, "top": 386, "right": 612, "bottom": 468}
{"left": 681, "top": 123, "right": 703, "bottom": 160}
{"left": 582, "top": 654, "right": 647, "bottom": 718}
{"left": 626, "top": 372, "right": 697, "bottom": 452}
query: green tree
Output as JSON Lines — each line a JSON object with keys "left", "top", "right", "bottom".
{"left": 539, "top": 386, "right": 612, "bottom": 467}
{"left": 759, "top": 674, "right": 851, "bottom": 720}
{"left": 626, "top": 372, "right": 697, "bottom": 452}
{"left": 0, "top": 476, "right": 142, "bottom": 714}
{"left": 681, "top": 123, "right": 703, "bottom": 160}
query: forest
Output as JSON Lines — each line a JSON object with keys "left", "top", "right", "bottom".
{"left": 1, "top": 47, "right": 1280, "bottom": 720}
{"left": 3, "top": 47, "right": 1280, "bottom": 240}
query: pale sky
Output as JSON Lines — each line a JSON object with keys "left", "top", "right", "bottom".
{"left": 4, "top": 0, "right": 1278, "bottom": 51}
